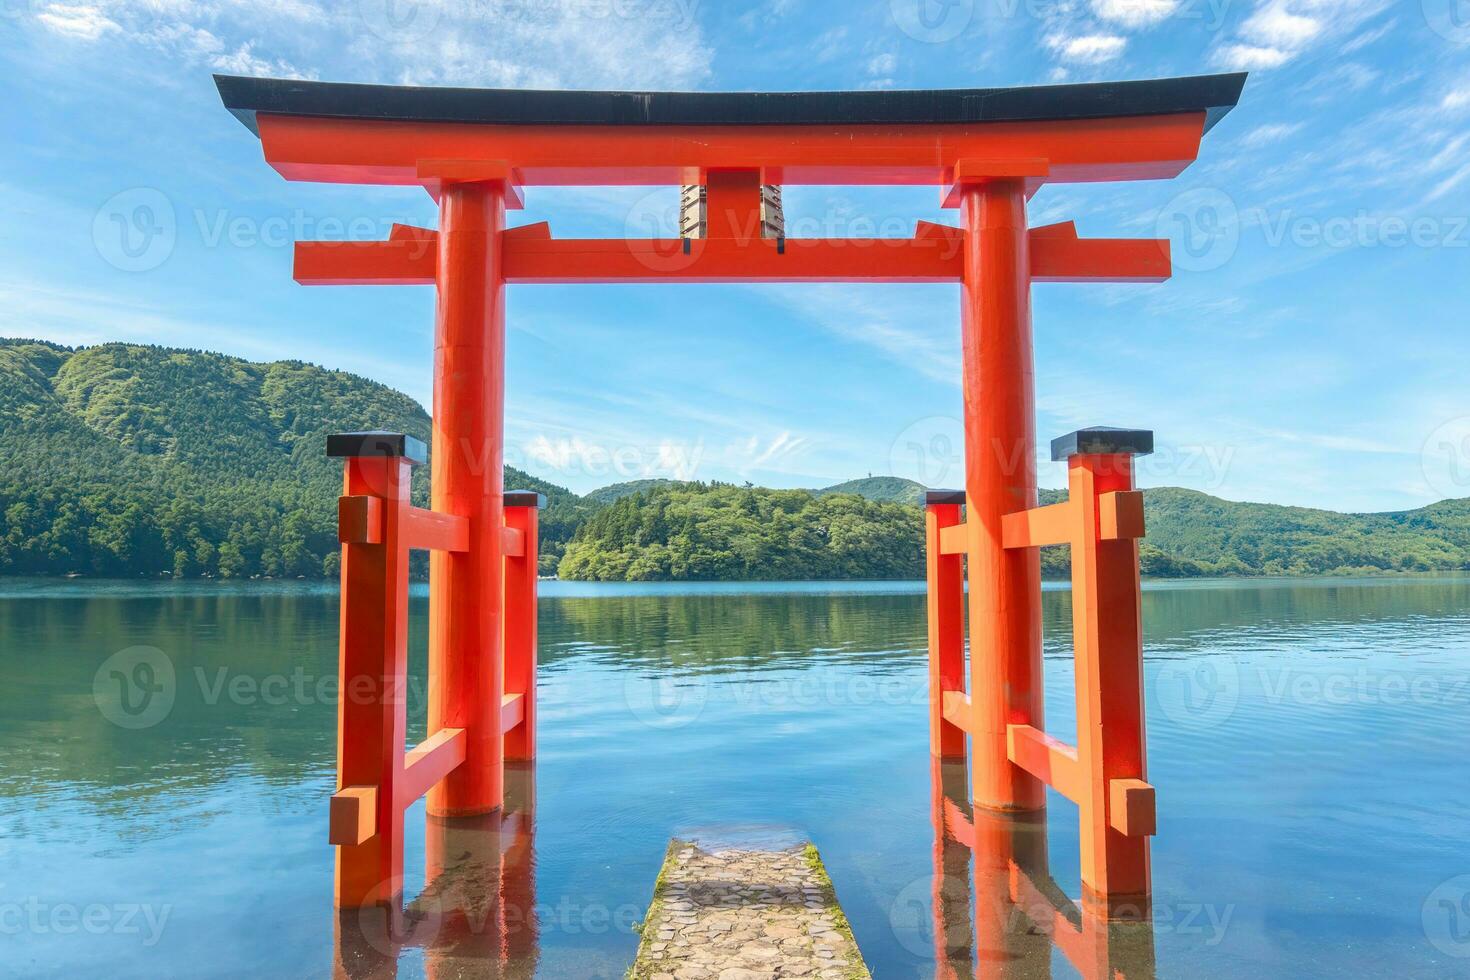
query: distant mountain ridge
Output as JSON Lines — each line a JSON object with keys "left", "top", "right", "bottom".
{"left": 814, "top": 476, "right": 927, "bottom": 506}
{"left": 2, "top": 338, "right": 1468, "bottom": 581}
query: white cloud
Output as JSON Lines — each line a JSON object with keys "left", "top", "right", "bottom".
{"left": 1045, "top": 32, "right": 1127, "bottom": 64}
{"left": 1241, "top": 2, "right": 1322, "bottom": 47}
{"left": 36, "top": 4, "right": 120, "bottom": 39}
{"left": 27, "top": 0, "right": 714, "bottom": 89}
{"left": 1216, "top": 42, "right": 1291, "bottom": 69}
{"left": 1091, "top": 0, "right": 1179, "bottom": 27}
{"left": 867, "top": 52, "right": 897, "bottom": 76}
{"left": 1423, "top": 162, "right": 1470, "bottom": 203}
{"left": 733, "top": 431, "right": 812, "bottom": 475}
{"left": 811, "top": 27, "right": 846, "bottom": 63}
{"left": 1216, "top": 0, "right": 1389, "bottom": 71}
{"left": 1241, "top": 122, "right": 1302, "bottom": 146}
{"left": 1444, "top": 86, "right": 1470, "bottom": 110}
{"left": 211, "top": 41, "right": 308, "bottom": 78}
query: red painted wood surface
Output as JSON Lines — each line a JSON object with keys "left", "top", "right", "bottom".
{"left": 503, "top": 503, "right": 539, "bottom": 762}
{"left": 959, "top": 178, "right": 1046, "bottom": 814}
{"left": 428, "top": 179, "right": 510, "bottom": 818}
{"left": 257, "top": 112, "right": 1208, "bottom": 186}
{"left": 925, "top": 502, "right": 966, "bottom": 759}
{"left": 1069, "top": 453, "right": 1152, "bottom": 916}
{"left": 334, "top": 455, "right": 412, "bottom": 908}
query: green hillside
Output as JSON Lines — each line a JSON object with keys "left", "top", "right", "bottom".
{"left": 816, "top": 476, "right": 927, "bottom": 506}
{"left": 583, "top": 479, "right": 679, "bottom": 506}
{"left": 560, "top": 482, "right": 923, "bottom": 581}
{"left": 3, "top": 337, "right": 1468, "bottom": 583}
{"left": 559, "top": 481, "right": 1470, "bottom": 582}
{"left": 0, "top": 339, "right": 583, "bottom": 578}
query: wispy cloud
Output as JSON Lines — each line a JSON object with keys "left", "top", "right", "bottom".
{"left": 1090, "top": 0, "right": 1179, "bottom": 28}
{"left": 1045, "top": 31, "right": 1127, "bottom": 64}
{"left": 35, "top": 3, "right": 119, "bottom": 39}
{"left": 1240, "top": 122, "right": 1303, "bottom": 147}
{"left": 1216, "top": 43, "right": 1291, "bottom": 70}
{"left": 756, "top": 283, "right": 958, "bottom": 386}
{"left": 1214, "top": 0, "right": 1389, "bottom": 71}
{"left": 27, "top": 0, "right": 713, "bottom": 89}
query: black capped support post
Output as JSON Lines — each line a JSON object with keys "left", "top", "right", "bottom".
{"left": 1050, "top": 427, "right": 1154, "bottom": 461}
{"left": 327, "top": 431, "right": 428, "bottom": 466}
{"left": 504, "top": 491, "right": 548, "bottom": 509}
{"left": 925, "top": 489, "right": 967, "bottom": 506}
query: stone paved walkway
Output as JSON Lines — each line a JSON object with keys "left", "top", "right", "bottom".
{"left": 629, "top": 841, "right": 870, "bottom": 980}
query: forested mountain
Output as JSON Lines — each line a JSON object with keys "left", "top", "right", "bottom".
{"left": 554, "top": 482, "right": 1470, "bottom": 582}
{"left": 0, "top": 340, "right": 582, "bottom": 578}
{"left": 3, "top": 338, "right": 1468, "bottom": 582}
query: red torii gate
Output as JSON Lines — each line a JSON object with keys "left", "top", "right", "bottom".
{"left": 216, "top": 71, "right": 1244, "bottom": 919}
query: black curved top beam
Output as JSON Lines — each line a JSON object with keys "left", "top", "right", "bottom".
{"left": 215, "top": 72, "right": 1246, "bottom": 138}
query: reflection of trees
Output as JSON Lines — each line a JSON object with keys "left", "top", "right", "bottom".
{"left": 5, "top": 577, "right": 1466, "bottom": 822}
{"left": 0, "top": 591, "right": 438, "bottom": 819}
{"left": 541, "top": 592, "right": 929, "bottom": 674}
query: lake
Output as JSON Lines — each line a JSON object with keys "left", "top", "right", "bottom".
{"left": 1, "top": 576, "right": 1468, "bottom": 978}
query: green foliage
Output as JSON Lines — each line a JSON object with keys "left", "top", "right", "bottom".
{"left": 560, "top": 484, "right": 924, "bottom": 581}
{"left": 4, "top": 337, "right": 1468, "bottom": 584}
{"left": 559, "top": 480, "right": 1470, "bottom": 582}
{"left": 0, "top": 339, "right": 584, "bottom": 579}
{"left": 815, "top": 476, "right": 927, "bottom": 506}
{"left": 582, "top": 479, "right": 679, "bottom": 506}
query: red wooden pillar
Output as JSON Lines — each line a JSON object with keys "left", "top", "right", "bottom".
{"left": 1058, "top": 431, "right": 1154, "bottom": 917}
{"left": 328, "top": 432, "right": 423, "bottom": 909}
{"left": 959, "top": 177, "right": 1045, "bottom": 813}
{"left": 925, "top": 492, "right": 967, "bottom": 758}
{"left": 429, "top": 176, "right": 511, "bottom": 817}
{"left": 503, "top": 492, "right": 543, "bottom": 762}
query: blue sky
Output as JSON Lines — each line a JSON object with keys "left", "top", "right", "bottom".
{"left": 2, "top": 0, "right": 1468, "bottom": 512}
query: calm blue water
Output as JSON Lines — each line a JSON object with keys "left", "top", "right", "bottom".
{"left": 1, "top": 576, "right": 1468, "bottom": 978}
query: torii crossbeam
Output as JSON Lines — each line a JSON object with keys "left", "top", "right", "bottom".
{"left": 216, "top": 70, "right": 1245, "bottom": 919}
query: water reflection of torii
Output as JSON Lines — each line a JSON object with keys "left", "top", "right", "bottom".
{"left": 929, "top": 759, "right": 1156, "bottom": 979}
{"left": 334, "top": 763, "right": 538, "bottom": 979}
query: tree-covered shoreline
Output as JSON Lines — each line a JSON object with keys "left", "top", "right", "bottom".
{"left": 3, "top": 338, "right": 1468, "bottom": 583}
